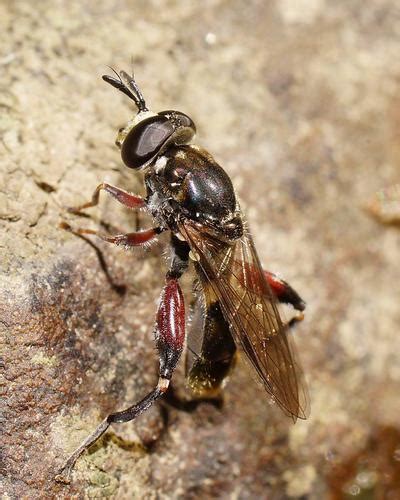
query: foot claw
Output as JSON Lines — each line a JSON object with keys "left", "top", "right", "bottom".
{"left": 59, "top": 221, "right": 73, "bottom": 231}
{"left": 66, "top": 206, "right": 82, "bottom": 215}
{"left": 54, "top": 469, "right": 71, "bottom": 484}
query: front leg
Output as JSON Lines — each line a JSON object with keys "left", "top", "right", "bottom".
{"left": 55, "top": 275, "right": 185, "bottom": 483}
{"left": 67, "top": 182, "right": 146, "bottom": 214}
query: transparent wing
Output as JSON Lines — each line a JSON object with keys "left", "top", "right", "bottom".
{"left": 179, "top": 220, "right": 309, "bottom": 420}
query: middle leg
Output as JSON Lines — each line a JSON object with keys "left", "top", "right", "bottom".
{"left": 61, "top": 222, "right": 163, "bottom": 249}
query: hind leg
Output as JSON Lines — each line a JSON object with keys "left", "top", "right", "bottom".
{"left": 263, "top": 270, "right": 306, "bottom": 311}
{"left": 55, "top": 233, "right": 190, "bottom": 484}
{"left": 56, "top": 275, "right": 186, "bottom": 483}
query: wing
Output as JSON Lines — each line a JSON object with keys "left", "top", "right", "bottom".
{"left": 179, "top": 220, "right": 309, "bottom": 421}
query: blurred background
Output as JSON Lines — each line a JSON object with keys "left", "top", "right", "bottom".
{"left": 1, "top": 1, "right": 399, "bottom": 498}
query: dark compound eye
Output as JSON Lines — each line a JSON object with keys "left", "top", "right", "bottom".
{"left": 121, "top": 111, "right": 196, "bottom": 170}
{"left": 158, "top": 110, "right": 196, "bottom": 138}
{"left": 121, "top": 115, "right": 173, "bottom": 169}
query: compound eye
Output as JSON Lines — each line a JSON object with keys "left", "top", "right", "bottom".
{"left": 158, "top": 110, "right": 196, "bottom": 144}
{"left": 158, "top": 110, "right": 196, "bottom": 131}
{"left": 121, "top": 115, "right": 174, "bottom": 169}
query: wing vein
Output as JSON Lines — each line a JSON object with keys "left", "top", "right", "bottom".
{"left": 180, "top": 220, "right": 309, "bottom": 420}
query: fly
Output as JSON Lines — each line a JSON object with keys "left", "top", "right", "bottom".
{"left": 56, "top": 68, "right": 309, "bottom": 483}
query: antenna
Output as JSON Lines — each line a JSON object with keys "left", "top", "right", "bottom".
{"left": 102, "top": 68, "right": 149, "bottom": 112}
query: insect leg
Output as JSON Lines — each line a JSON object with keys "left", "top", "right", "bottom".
{"left": 56, "top": 274, "right": 186, "bottom": 483}
{"left": 61, "top": 222, "right": 163, "bottom": 248}
{"left": 56, "top": 236, "right": 189, "bottom": 484}
{"left": 236, "top": 262, "right": 305, "bottom": 312}
{"left": 263, "top": 270, "right": 306, "bottom": 311}
{"left": 67, "top": 182, "right": 146, "bottom": 214}
{"left": 286, "top": 312, "right": 305, "bottom": 329}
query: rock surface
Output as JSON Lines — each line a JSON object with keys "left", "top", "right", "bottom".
{"left": 1, "top": 1, "right": 400, "bottom": 498}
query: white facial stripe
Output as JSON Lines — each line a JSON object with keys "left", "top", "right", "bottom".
{"left": 155, "top": 156, "right": 168, "bottom": 173}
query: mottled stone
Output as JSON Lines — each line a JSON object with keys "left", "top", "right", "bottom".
{"left": 1, "top": 1, "right": 400, "bottom": 499}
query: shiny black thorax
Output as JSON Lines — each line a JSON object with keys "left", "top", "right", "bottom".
{"left": 144, "top": 145, "right": 243, "bottom": 240}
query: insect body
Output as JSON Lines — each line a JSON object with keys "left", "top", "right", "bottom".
{"left": 56, "top": 69, "right": 308, "bottom": 482}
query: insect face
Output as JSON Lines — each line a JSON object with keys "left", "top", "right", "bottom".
{"left": 118, "top": 110, "right": 196, "bottom": 170}
{"left": 102, "top": 71, "right": 196, "bottom": 170}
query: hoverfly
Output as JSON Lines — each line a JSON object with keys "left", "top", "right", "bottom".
{"left": 56, "top": 68, "right": 308, "bottom": 483}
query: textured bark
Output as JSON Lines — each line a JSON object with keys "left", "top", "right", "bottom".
{"left": 1, "top": 1, "right": 400, "bottom": 499}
